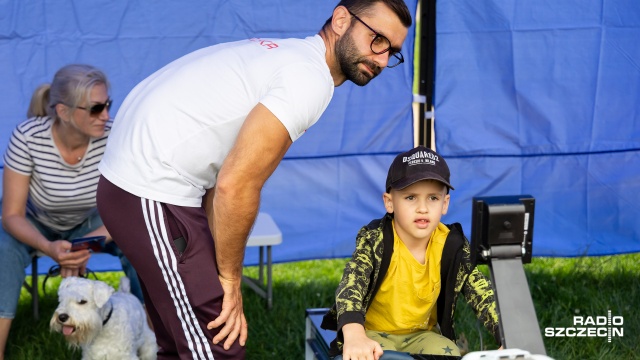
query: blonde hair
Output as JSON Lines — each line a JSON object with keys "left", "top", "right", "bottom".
{"left": 27, "top": 84, "right": 51, "bottom": 118}
{"left": 46, "top": 64, "right": 110, "bottom": 120}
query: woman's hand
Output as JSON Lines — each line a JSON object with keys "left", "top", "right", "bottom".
{"left": 47, "top": 240, "right": 91, "bottom": 277}
{"left": 60, "top": 255, "right": 90, "bottom": 278}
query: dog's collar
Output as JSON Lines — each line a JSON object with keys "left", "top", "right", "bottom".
{"left": 102, "top": 301, "right": 114, "bottom": 326}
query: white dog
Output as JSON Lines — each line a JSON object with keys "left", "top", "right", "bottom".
{"left": 50, "top": 276, "right": 157, "bottom": 360}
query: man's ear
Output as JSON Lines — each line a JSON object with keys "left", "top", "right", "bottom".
{"left": 331, "top": 5, "right": 352, "bottom": 37}
{"left": 383, "top": 192, "right": 393, "bottom": 213}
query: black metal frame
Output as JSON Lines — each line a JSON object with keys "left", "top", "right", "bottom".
{"left": 417, "top": 0, "right": 437, "bottom": 147}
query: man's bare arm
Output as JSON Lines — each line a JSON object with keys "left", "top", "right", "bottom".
{"left": 206, "top": 103, "right": 292, "bottom": 349}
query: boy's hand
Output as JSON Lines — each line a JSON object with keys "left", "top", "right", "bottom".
{"left": 341, "top": 323, "right": 384, "bottom": 360}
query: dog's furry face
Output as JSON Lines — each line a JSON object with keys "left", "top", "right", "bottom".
{"left": 49, "top": 276, "right": 115, "bottom": 346}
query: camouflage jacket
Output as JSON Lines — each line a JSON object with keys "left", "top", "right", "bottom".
{"left": 321, "top": 213, "right": 500, "bottom": 356}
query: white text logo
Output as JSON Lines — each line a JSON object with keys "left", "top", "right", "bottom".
{"left": 544, "top": 310, "right": 623, "bottom": 342}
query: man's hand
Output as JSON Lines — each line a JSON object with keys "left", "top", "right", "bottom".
{"left": 341, "top": 323, "right": 384, "bottom": 360}
{"left": 207, "top": 276, "right": 248, "bottom": 350}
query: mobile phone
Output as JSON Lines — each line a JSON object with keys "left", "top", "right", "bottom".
{"left": 70, "top": 236, "right": 106, "bottom": 252}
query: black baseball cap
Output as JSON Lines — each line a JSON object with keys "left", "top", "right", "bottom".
{"left": 385, "top": 146, "right": 454, "bottom": 192}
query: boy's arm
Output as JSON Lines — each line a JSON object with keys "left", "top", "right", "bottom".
{"left": 335, "top": 226, "right": 378, "bottom": 331}
{"left": 462, "top": 265, "right": 501, "bottom": 345}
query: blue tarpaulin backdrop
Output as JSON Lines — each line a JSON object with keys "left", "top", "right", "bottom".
{"left": 1, "top": 0, "right": 638, "bottom": 274}
{"left": 435, "top": 0, "right": 640, "bottom": 256}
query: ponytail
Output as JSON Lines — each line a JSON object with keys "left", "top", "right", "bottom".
{"left": 27, "top": 83, "right": 51, "bottom": 118}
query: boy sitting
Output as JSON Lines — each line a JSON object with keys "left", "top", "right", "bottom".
{"left": 322, "top": 146, "right": 501, "bottom": 359}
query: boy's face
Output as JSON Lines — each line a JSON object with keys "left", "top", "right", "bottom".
{"left": 383, "top": 179, "right": 450, "bottom": 244}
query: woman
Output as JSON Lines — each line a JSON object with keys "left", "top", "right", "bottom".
{"left": 0, "top": 64, "right": 143, "bottom": 358}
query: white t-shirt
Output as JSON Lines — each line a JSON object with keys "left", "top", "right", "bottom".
{"left": 99, "top": 35, "right": 334, "bottom": 207}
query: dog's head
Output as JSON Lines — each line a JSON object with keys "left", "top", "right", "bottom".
{"left": 49, "top": 276, "right": 115, "bottom": 346}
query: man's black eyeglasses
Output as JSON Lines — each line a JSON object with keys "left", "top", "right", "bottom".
{"left": 76, "top": 99, "right": 112, "bottom": 115}
{"left": 348, "top": 11, "right": 404, "bottom": 68}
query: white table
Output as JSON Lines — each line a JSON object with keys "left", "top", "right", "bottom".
{"left": 243, "top": 212, "right": 282, "bottom": 309}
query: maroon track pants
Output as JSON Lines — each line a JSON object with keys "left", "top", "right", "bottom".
{"left": 97, "top": 176, "right": 245, "bottom": 360}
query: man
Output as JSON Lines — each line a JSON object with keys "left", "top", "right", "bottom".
{"left": 96, "top": 1, "right": 412, "bottom": 358}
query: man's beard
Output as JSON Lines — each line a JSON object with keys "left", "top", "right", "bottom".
{"left": 336, "top": 30, "right": 382, "bottom": 86}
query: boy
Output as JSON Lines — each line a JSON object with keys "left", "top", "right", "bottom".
{"left": 321, "top": 146, "right": 501, "bottom": 359}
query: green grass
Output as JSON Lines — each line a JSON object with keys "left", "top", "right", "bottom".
{"left": 6, "top": 254, "right": 639, "bottom": 359}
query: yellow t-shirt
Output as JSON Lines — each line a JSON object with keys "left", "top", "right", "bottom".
{"left": 364, "top": 221, "right": 449, "bottom": 335}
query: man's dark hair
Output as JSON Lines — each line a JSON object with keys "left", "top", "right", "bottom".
{"left": 322, "top": 0, "right": 413, "bottom": 30}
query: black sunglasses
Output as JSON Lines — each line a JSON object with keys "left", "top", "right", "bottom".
{"left": 76, "top": 98, "right": 113, "bottom": 115}
{"left": 348, "top": 11, "right": 404, "bottom": 68}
